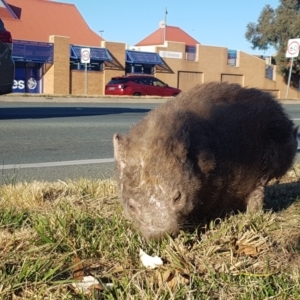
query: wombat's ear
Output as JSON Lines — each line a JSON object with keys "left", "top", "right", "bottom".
{"left": 293, "top": 126, "right": 298, "bottom": 139}
{"left": 198, "top": 152, "right": 216, "bottom": 174}
{"left": 113, "top": 133, "right": 126, "bottom": 169}
{"left": 173, "top": 126, "right": 190, "bottom": 163}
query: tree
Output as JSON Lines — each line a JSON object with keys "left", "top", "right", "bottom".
{"left": 245, "top": 0, "right": 300, "bottom": 88}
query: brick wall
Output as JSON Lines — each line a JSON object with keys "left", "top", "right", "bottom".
{"left": 44, "top": 35, "right": 70, "bottom": 94}
{"left": 101, "top": 41, "right": 125, "bottom": 92}
{"left": 70, "top": 70, "right": 104, "bottom": 95}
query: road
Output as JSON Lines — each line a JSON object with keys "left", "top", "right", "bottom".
{"left": 0, "top": 99, "right": 300, "bottom": 184}
{"left": 0, "top": 101, "right": 159, "bottom": 184}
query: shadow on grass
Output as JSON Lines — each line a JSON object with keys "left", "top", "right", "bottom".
{"left": 265, "top": 181, "right": 300, "bottom": 212}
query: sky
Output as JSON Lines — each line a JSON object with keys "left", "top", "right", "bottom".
{"left": 56, "top": 0, "right": 280, "bottom": 56}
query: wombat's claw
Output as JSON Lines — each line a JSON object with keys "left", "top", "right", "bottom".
{"left": 246, "top": 184, "right": 265, "bottom": 212}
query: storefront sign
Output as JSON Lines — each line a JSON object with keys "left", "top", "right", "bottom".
{"left": 159, "top": 50, "right": 183, "bottom": 59}
{"left": 13, "top": 67, "right": 40, "bottom": 93}
{"left": 13, "top": 80, "right": 25, "bottom": 91}
{"left": 27, "top": 78, "right": 37, "bottom": 90}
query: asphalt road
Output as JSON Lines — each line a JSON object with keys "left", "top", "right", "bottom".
{"left": 0, "top": 100, "right": 159, "bottom": 184}
{"left": 0, "top": 98, "right": 300, "bottom": 184}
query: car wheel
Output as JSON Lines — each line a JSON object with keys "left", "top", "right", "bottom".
{"left": 133, "top": 92, "right": 142, "bottom": 96}
{"left": 173, "top": 93, "right": 179, "bottom": 97}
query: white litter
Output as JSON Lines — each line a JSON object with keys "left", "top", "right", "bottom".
{"left": 139, "top": 248, "right": 163, "bottom": 269}
{"left": 72, "top": 275, "right": 100, "bottom": 294}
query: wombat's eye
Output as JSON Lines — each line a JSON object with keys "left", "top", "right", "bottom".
{"left": 128, "top": 204, "right": 135, "bottom": 211}
{"left": 128, "top": 199, "right": 136, "bottom": 212}
{"left": 173, "top": 191, "right": 182, "bottom": 203}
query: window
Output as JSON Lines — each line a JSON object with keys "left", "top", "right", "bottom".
{"left": 108, "top": 79, "right": 128, "bottom": 84}
{"left": 152, "top": 79, "right": 165, "bottom": 87}
{"left": 265, "top": 65, "right": 274, "bottom": 80}
{"left": 227, "top": 50, "right": 237, "bottom": 66}
{"left": 186, "top": 45, "right": 196, "bottom": 61}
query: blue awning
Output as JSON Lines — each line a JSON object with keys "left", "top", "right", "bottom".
{"left": 126, "top": 50, "right": 163, "bottom": 65}
{"left": 70, "top": 45, "right": 112, "bottom": 61}
{"left": 12, "top": 40, "right": 53, "bottom": 63}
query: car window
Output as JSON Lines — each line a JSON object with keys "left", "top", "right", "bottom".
{"left": 0, "top": 18, "right": 14, "bottom": 95}
{"left": 140, "top": 78, "right": 154, "bottom": 85}
{"left": 0, "top": 18, "right": 5, "bottom": 31}
{"left": 108, "top": 79, "right": 128, "bottom": 84}
{"left": 131, "top": 78, "right": 144, "bottom": 84}
{"left": 152, "top": 79, "right": 166, "bottom": 87}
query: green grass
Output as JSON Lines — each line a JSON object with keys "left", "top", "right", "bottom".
{"left": 1, "top": 170, "right": 300, "bottom": 299}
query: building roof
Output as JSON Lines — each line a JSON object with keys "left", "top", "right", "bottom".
{"left": 0, "top": 0, "right": 103, "bottom": 46}
{"left": 0, "top": 0, "right": 17, "bottom": 18}
{"left": 135, "top": 25, "right": 200, "bottom": 47}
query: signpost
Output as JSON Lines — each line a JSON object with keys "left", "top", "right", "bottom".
{"left": 285, "top": 39, "right": 300, "bottom": 98}
{"left": 81, "top": 48, "right": 90, "bottom": 95}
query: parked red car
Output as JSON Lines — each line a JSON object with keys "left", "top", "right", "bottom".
{"left": 0, "top": 18, "right": 14, "bottom": 95}
{"left": 105, "top": 75, "right": 181, "bottom": 97}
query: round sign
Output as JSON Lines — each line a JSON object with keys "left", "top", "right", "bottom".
{"left": 81, "top": 49, "right": 90, "bottom": 63}
{"left": 288, "top": 41, "right": 299, "bottom": 56}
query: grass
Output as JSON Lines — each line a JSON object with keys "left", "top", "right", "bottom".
{"left": 1, "top": 168, "right": 300, "bottom": 299}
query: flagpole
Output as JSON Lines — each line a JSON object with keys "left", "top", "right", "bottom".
{"left": 164, "top": 7, "right": 167, "bottom": 44}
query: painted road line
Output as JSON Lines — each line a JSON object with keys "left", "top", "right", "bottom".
{"left": 1, "top": 158, "right": 115, "bottom": 170}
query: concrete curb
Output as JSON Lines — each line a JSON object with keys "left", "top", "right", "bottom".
{"left": 0, "top": 93, "right": 300, "bottom": 104}
{"left": 0, "top": 94, "right": 170, "bottom": 104}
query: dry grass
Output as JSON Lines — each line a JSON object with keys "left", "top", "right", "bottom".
{"left": 1, "top": 168, "right": 300, "bottom": 299}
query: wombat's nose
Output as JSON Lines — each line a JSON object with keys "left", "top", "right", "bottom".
{"left": 144, "top": 230, "right": 167, "bottom": 241}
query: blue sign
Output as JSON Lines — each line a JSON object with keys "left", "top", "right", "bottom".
{"left": 13, "top": 66, "right": 40, "bottom": 93}
{"left": 13, "top": 68, "right": 25, "bottom": 93}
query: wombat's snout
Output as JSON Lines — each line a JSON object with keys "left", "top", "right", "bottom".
{"left": 124, "top": 195, "right": 183, "bottom": 241}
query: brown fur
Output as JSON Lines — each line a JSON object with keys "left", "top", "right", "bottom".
{"left": 113, "top": 82, "right": 298, "bottom": 240}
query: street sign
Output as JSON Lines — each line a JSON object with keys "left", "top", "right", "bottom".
{"left": 286, "top": 39, "right": 300, "bottom": 58}
{"left": 81, "top": 48, "right": 91, "bottom": 64}
{"left": 81, "top": 48, "right": 90, "bottom": 95}
{"left": 285, "top": 38, "right": 300, "bottom": 98}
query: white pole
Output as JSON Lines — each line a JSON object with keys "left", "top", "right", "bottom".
{"left": 164, "top": 7, "right": 167, "bottom": 44}
{"left": 85, "top": 63, "right": 88, "bottom": 95}
{"left": 286, "top": 57, "right": 294, "bottom": 99}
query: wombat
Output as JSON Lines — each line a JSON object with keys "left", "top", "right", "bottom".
{"left": 113, "top": 82, "right": 298, "bottom": 240}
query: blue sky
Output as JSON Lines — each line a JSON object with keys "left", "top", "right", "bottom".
{"left": 56, "top": 0, "right": 280, "bottom": 55}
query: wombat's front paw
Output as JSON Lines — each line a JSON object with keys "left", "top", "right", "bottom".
{"left": 246, "top": 184, "right": 265, "bottom": 212}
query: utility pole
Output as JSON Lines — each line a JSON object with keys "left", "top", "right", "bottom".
{"left": 164, "top": 8, "right": 168, "bottom": 44}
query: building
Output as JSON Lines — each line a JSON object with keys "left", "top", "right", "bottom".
{"left": 0, "top": 0, "right": 121, "bottom": 95}
{"left": 0, "top": 0, "right": 298, "bottom": 98}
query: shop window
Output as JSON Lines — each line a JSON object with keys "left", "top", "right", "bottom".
{"left": 265, "top": 65, "right": 274, "bottom": 80}
{"left": 125, "top": 63, "right": 154, "bottom": 75}
{"left": 228, "top": 50, "right": 237, "bottom": 66}
{"left": 70, "top": 61, "right": 103, "bottom": 71}
{"left": 186, "top": 45, "right": 196, "bottom": 61}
